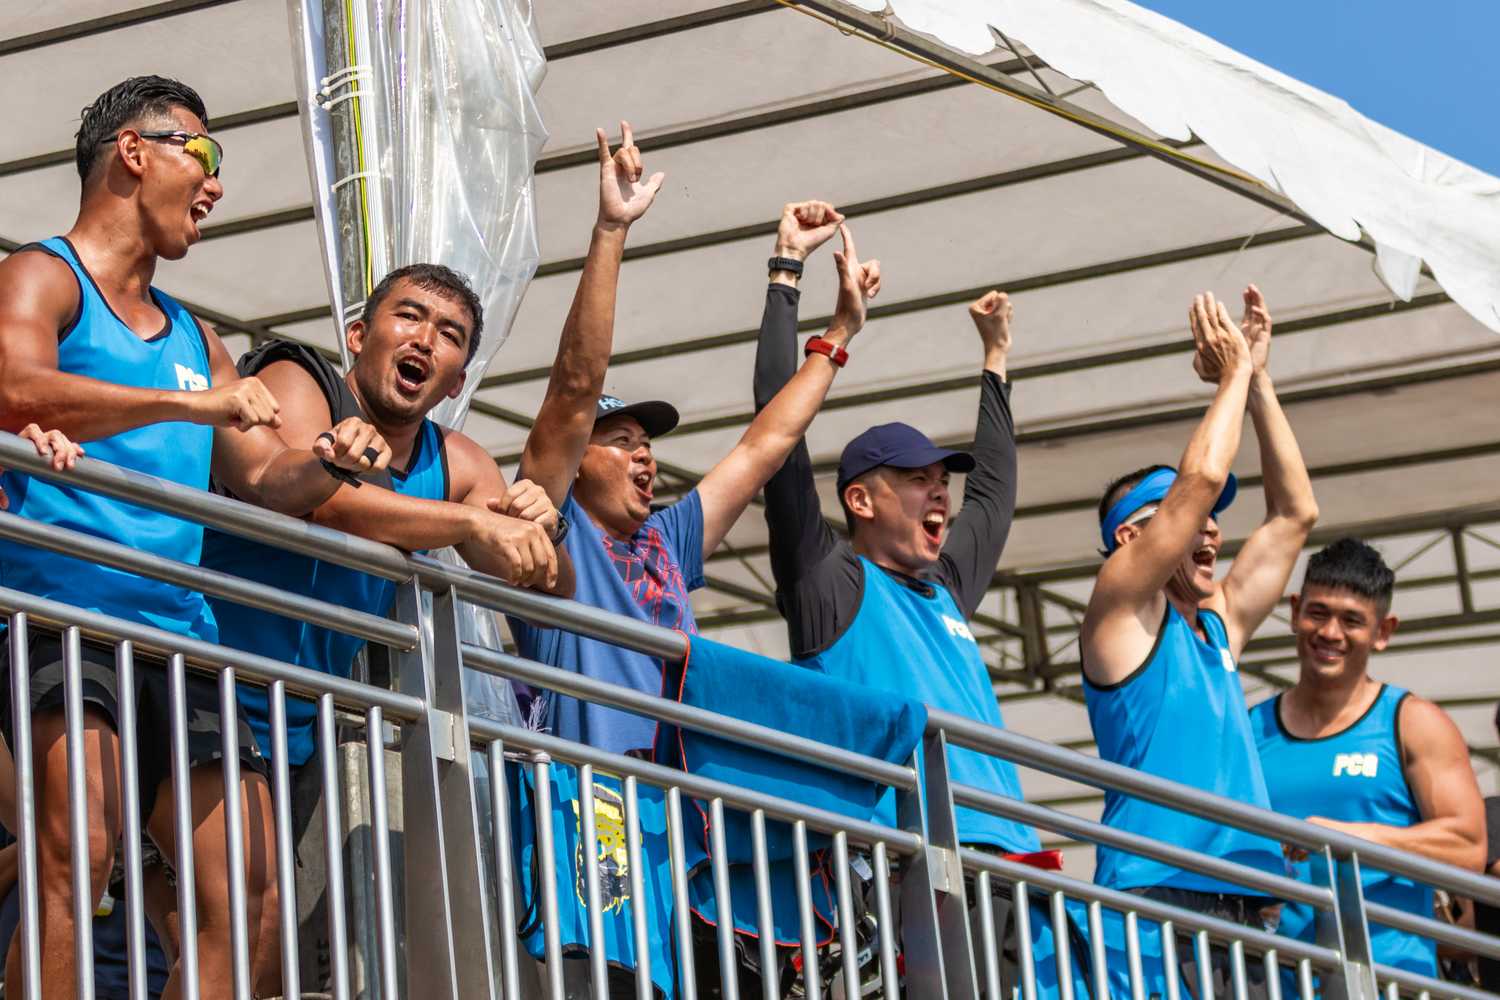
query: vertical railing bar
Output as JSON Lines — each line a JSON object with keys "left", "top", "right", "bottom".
{"left": 1384, "top": 981, "right": 1400, "bottom": 1000}
{"left": 831, "top": 831, "right": 858, "bottom": 1000}
{"left": 1015, "top": 880, "right": 1039, "bottom": 1000}
{"left": 269, "top": 680, "right": 301, "bottom": 1000}
{"left": 115, "top": 642, "right": 148, "bottom": 1000}
{"left": 1297, "top": 958, "right": 1315, "bottom": 1000}
{"left": 666, "top": 786, "right": 698, "bottom": 1000}
{"left": 1162, "top": 918, "right": 1182, "bottom": 1000}
{"left": 578, "top": 764, "right": 608, "bottom": 1000}
{"left": 1051, "top": 890, "right": 1075, "bottom": 1000}
{"left": 1265, "top": 948, "right": 1283, "bottom": 1000}
{"left": 872, "top": 842, "right": 898, "bottom": 1000}
{"left": 62, "top": 626, "right": 97, "bottom": 1000}
{"left": 10, "top": 615, "right": 43, "bottom": 1000}
{"left": 791, "top": 820, "right": 820, "bottom": 1000}
{"left": 1229, "top": 938, "right": 1249, "bottom": 1000}
{"left": 218, "top": 667, "right": 252, "bottom": 999}
{"left": 1195, "top": 930, "right": 1215, "bottom": 1000}
{"left": 1087, "top": 900, "right": 1109, "bottom": 1000}
{"left": 976, "top": 872, "right": 1001, "bottom": 1000}
{"left": 1125, "top": 909, "right": 1144, "bottom": 1000}
{"left": 168, "top": 652, "right": 201, "bottom": 1000}
{"left": 533, "top": 758, "right": 565, "bottom": 1000}
{"left": 709, "top": 797, "right": 741, "bottom": 1000}
{"left": 365, "top": 706, "right": 400, "bottom": 1000}
{"left": 489, "top": 741, "right": 522, "bottom": 1000}
{"left": 748, "top": 809, "right": 778, "bottom": 1000}
{"left": 318, "top": 693, "right": 351, "bottom": 1000}
{"left": 622, "top": 776, "right": 653, "bottom": 1000}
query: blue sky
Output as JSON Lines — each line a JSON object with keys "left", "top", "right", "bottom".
{"left": 1131, "top": 1, "right": 1499, "bottom": 177}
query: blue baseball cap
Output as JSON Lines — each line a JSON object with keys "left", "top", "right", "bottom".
{"left": 1099, "top": 466, "right": 1238, "bottom": 553}
{"left": 593, "top": 394, "right": 679, "bottom": 438}
{"left": 836, "top": 422, "right": 975, "bottom": 493}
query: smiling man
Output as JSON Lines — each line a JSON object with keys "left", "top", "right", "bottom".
{"left": 0, "top": 76, "right": 391, "bottom": 1000}
{"left": 1080, "top": 288, "right": 1318, "bottom": 997}
{"left": 1251, "top": 538, "right": 1484, "bottom": 976}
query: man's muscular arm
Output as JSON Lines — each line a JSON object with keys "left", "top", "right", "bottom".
{"left": 1309, "top": 697, "right": 1486, "bottom": 872}
{"left": 519, "top": 123, "right": 664, "bottom": 506}
{"left": 1219, "top": 286, "right": 1319, "bottom": 654}
{"left": 1082, "top": 293, "right": 1254, "bottom": 686}
{"left": 0, "top": 251, "right": 285, "bottom": 440}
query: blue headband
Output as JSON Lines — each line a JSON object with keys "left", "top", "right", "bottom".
{"left": 1099, "top": 467, "right": 1238, "bottom": 553}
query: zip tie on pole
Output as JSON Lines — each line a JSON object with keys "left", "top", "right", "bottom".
{"left": 330, "top": 170, "right": 376, "bottom": 194}
{"left": 319, "top": 64, "right": 370, "bottom": 92}
{"left": 317, "top": 89, "right": 374, "bottom": 112}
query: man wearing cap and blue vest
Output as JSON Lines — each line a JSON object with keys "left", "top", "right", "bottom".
{"left": 1081, "top": 287, "right": 1319, "bottom": 997}
{"left": 1252, "top": 538, "right": 1484, "bottom": 978}
{"left": 753, "top": 201, "right": 1068, "bottom": 997}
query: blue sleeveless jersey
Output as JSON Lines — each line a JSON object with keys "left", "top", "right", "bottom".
{"left": 202, "top": 418, "right": 448, "bottom": 766}
{"left": 795, "top": 558, "right": 1039, "bottom": 853}
{"left": 0, "top": 237, "right": 216, "bottom": 639}
{"left": 1252, "top": 685, "right": 1436, "bottom": 976}
{"left": 1084, "top": 603, "right": 1284, "bottom": 891}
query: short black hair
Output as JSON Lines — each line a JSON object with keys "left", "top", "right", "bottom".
{"left": 1096, "top": 464, "right": 1173, "bottom": 555}
{"left": 75, "top": 76, "right": 209, "bottom": 183}
{"left": 1301, "top": 537, "right": 1395, "bottom": 616}
{"left": 362, "top": 263, "right": 485, "bottom": 364}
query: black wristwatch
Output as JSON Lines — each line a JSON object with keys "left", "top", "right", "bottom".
{"left": 550, "top": 513, "right": 570, "bottom": 546}
{"left": 767, "top": 255, "right": 804, "bottom": 277}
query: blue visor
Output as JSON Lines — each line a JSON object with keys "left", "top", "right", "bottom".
{"left": 1099, "top": 467, "right": 1237, "bottom": 553}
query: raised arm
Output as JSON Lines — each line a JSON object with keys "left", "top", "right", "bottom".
{"left": 205, "top": 329, "right": 393, "bottom": 517}
{"left": 1082, "top": 293, "right": 1254, "bottom": 683}
{"left": 699, "top": 223, "right": 879, "bottom": 559}
{"left": 0, "top": 251, "right": 286, "bottom": 441}
{"left": 934, "top": 292, "right": 1017, "bottom": 617}
{"left": 518, "top": 122, "right": 664, "bottom": 506}
{"left": 1219, "top": 286, "right": 1319, "bottom": 654}
{"left": 754, "top": 201, "right": 846, "bottom": 588}
{"left": 1310, "top": 697, "right": 1486, "bottom": 872}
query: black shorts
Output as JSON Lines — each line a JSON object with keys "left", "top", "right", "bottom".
{"left": 0, "top": 630, "right": 266, "bottom": 820}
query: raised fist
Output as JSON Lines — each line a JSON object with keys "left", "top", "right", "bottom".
{"left": 969, "top": 291, "right": 1013, "bottom": 356}
{"left": 775, "top": 201, "right": 844, "bottom": 261}
{"left": 596, "top": 120, "right": 665, "bottom": 229}
{"left": 314, "top": 417, "right": 393, "bottom": 474}
{"left": 190, "top": 376, "right": 282, "bottom": 430}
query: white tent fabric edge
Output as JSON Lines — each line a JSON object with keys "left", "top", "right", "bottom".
{"left": 847, "top": 0, "right": 1500, "bottom": 333}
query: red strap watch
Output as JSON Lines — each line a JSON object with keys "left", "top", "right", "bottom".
{"left": 804, "top": 336, "right": 849, "bottom": 368}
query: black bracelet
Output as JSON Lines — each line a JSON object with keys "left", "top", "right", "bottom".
{"left": 767, "top": 255, "right": 804, "bottom": 277}
{"left": 550, "top": 513, "right": 570, "bottom": 546}
{"left": 320, "top": 458, "right": 362, "bottom": 488}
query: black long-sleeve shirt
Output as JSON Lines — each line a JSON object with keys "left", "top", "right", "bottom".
{"left": 753, "top": 283, "right": 1019, "bottom": 660}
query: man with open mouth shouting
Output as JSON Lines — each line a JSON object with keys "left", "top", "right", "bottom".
{"left": 1080, "top": 287, "right": 1319, "bottom": 999}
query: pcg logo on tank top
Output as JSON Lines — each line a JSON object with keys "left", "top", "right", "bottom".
{"left": 1332, "top": 752, "right": 1379, "bottom": 778}
{"left": 175, "top": 363, "right": 208, "bottom": 392}
{"left": 941, "top": 614, "right": 976, "bottom": 643}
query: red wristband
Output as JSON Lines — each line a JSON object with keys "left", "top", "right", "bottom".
{"left": 804, "top": 336, "right": 849, "bottom": 368}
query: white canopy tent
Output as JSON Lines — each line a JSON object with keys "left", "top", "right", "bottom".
{"left": 5, "top": 0, "right": 1499, "bottom": 874}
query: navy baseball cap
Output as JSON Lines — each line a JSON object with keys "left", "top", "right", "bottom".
{"left": 836, "top": 422, "right": 975, "bottom": 493}
{"left": 594, "top": 394, "right": 680, "bottom": 438}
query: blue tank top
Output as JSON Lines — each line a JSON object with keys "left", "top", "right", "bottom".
{"left": 1084, "top": 602, "right": 1284, "bottom": 891}
{"left": 200, "top": 344, "right": 449, "bottom": 765}
{"left": 1252, "top": 684, "right": 1436, "bottom": 976}
{"left": 795, "top": 558, "right": 1039, "bottom": 853}
{"left": 0, "top": 238, "right": 216, "bottom": 639}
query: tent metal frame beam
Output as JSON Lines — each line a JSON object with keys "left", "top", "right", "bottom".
{"left": 0, "top": 0, "right": 244, "bottom": 57}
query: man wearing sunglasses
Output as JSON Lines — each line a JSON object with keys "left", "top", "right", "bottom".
{"left": 1080, "top": 288, "right": 1319, "bottom": 999}
{"left": 0, "top": 76, "right": 392, "bottom": 999}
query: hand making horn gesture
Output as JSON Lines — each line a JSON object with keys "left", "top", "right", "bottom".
{"left": 596, "top": 120, "right": 665, "bottom": 230}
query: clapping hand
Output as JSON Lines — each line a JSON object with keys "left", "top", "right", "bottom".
{"left": 596, "top": 121, "right": 665, "bottom": 230}
{"left": 1241, "top": 284, "right": 1272, "bottom": 372}
{"left": 1189, "top": 291, "right": 1252, "bottom": 385}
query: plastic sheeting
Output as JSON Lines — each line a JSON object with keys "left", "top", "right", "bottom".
{"left": 842, "top": 0, "right": 1500, "bottom": 333}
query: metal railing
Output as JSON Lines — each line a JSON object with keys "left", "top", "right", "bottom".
{"left": 1, "top": 428, "right": 1498, "bottom": 1000}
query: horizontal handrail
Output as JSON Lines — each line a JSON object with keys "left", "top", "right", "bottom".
{"left": 470, "top": 716, "right": 925, "bottom": 855}
{"left": 0, "top": 430, "right": 689, "bottom": 662}
{"left": 0, "top": 586, "right": 425, "bottom": 722}
{"left": 951, "top": 781, "right": 1330, "bottom": 908}
{"left": 931, "top": 707, "right": 1500, "bottom": 908}
{"left": 464, "top": 643, "right": 918, "bottom": 789}
{"left": 1364, "top": 899, "right": 1500, "bottom": 963}
{"left": 0, "top": 508, "right": 416, "bottom": 651}
{"left": 959, "top": 847, "right": 1341, "bottom": 967}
